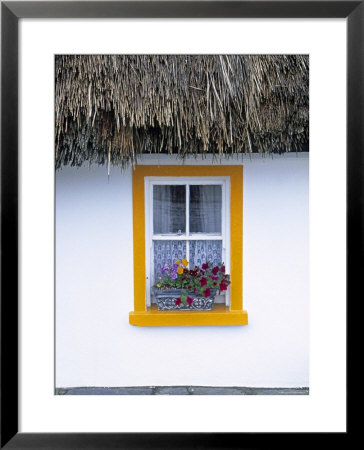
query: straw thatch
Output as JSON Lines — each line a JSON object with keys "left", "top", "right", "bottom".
{"left": 55, "top": 55, "right": 308, "bottom": 168}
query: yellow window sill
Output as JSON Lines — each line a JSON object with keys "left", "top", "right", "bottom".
{"left": 129, "top": 304, "right": 248, "bottom": 327}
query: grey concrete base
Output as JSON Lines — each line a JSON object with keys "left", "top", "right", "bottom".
{"left": 56, "top": 386, "right": 309, "bottom": 395}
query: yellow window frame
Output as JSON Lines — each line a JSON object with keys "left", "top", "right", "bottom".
{"left": 129, "top": 165, "right": 248, "bottom": 326}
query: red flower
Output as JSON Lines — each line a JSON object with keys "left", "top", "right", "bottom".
{"left": 210, "top": 275, "right": 218, "bottom": 281}
{"left": 186, "top": 296, "right": 194, "bottom": 306}
{"left": 199, "top": 277, "right": 207, "bottom": 287}
{"left": 219, "top": 281, "right": 228, "bottom": 291}
{"left": 220, "top": 265, "right": 225, "bottom": 273}
{"left": 212, "top": 266, "right": 219, "bottom": 275}
{"left": 202, "top": 263, "right": 209, "bottom": 270}
{"left": 183, "top": 268, "right": 189, "bottom": 274}
{"left": 188, "top": 285, "right": 192, "bottom": 290}
{"left": 213, "top": 282, "right": 217, "bottom": 287}
{"left": 203, "top": 288, "right": 211, "bottom": 298}
{"left": 175, "top": 297, "right": 181, "bottom": 306}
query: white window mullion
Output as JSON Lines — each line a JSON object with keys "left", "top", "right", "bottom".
{"left": 146, "top": 180, "right": 153, "bottom": 307}
{"left": 152, "top": 234, "right": 221, "bottom": 240}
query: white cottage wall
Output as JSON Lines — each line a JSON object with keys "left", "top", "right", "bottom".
{"left": 56, "top": 153, "right": 309, "bottom": 388}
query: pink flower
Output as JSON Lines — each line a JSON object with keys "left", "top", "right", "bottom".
{"left": 219, "top": 281, "right": 228, "bottom": 291}
{"left": 199, "top": 277, "right": 207, "bottom": 287}
{"left": 203, "top": 288, "right": 211, "bottom": 298}
{"left": 202, "top": 263, "right": 209, "bottom": 270}
{"left": 186, "top": 296, "right": 194, "bottom": 306}
{"left": 212, "top": 266, "right": 219, "bottom": 275}
{"left": 175, "top": 298, "right": 181, "bottom": 306}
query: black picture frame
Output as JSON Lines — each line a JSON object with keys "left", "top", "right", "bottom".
{"left": 1, "top": 1, "right": 355, "bottom": 448}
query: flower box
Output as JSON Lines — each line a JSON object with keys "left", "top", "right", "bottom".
{"left": 153, "top": 259, "right": 230, "bottom": 311}
{"left": 153, "top": 287, "right": 218, "bottom": 311}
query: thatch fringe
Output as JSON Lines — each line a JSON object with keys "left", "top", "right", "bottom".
{"left": 55, "top": 55, "right": 309, "bottom": 168}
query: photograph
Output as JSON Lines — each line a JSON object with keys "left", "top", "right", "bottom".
{"left": 1, "top": 0, "right": 353, "bottom": 445}
{"left": 55, "top": 54, "right": 309, "bottom": 395}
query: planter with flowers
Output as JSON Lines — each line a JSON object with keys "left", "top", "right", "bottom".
{"left": 153, "top": 259, "right": 230, "bottom": 311}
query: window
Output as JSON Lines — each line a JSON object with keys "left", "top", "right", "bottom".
{"left": 129, "top": 165, "right": 248, "bottom": 326}
{"left": 146, "top": 179, "right": 229, "bottom": 307}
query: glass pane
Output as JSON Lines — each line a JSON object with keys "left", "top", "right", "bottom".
{"left": 189, "top": 185, "right": 222, "bottom": 234}
{"left": 189, "top": 240, "right": 223, "bottom": 269}
{"left": 153, "top": 240, "right": 187, "bottom": 282}
{"left": 153, "top": 185, "right": 186, "bottom": 234}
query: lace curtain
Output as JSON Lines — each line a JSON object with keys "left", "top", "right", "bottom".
{"left": 153, "top": 185, "right": 186, "bottom": 234}
{"left": 152, "top": 183, "right": 223, "bottom": 282}
{"left": 153, "top": 184, "right": 222, "bottom": 235}
{"left": 153, "top": 240, "right": 222, "bottom": 281}
{"left": 189, "top": 185, "right": 222, "bottom": 234}
{"left": 153, "top": 240, "right": 186, "bottom": 282}
{"left": 189, "top": 240, "right": 222, "bottom": 269}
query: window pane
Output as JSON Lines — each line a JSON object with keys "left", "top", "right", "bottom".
{"left": 153, "top": 185, "right": 186, "bottom": 234}
{"left": 189, "top": 240, "right": 223, "bottom": 269}
{"left": 189, "top": 185, "right": 222, "bottom": 234}
{"left": 153, "top": 240, "right": 187, "bottom": 282}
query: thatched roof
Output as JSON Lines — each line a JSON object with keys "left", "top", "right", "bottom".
{"left": 55, "top": 55, "right": 309, "bottom": 169}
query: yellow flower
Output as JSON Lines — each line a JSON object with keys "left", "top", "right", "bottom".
{"left": 182, "top": 258, "right": 189, "bottom": 266}
{"left": 175, "top": 260, "right": 180, "bottom": 264}
{"left": 177, "top": 266, "right": 184, "bottom": 274}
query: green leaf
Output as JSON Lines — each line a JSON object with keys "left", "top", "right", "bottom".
{"left": 181, "top": 293, "right": 187, "bottom": 306}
